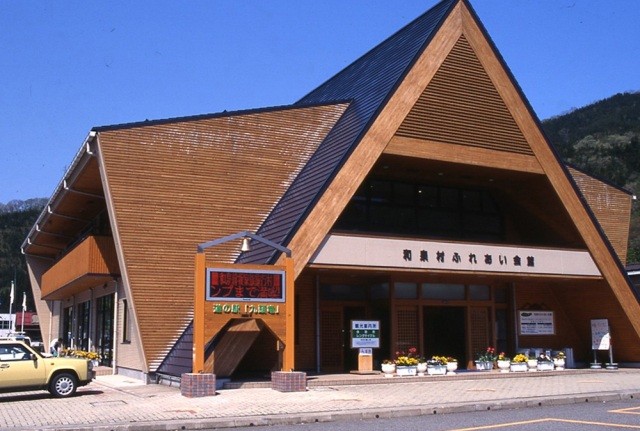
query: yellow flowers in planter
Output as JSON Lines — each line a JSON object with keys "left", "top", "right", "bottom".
{"left": 511, "top": 353, "right": 528, "bottom": 363}
{"left": 61, "top": 348, "right": 100, "bottom": 361}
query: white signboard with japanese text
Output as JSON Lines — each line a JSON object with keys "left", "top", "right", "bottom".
{"left": 350, "top": 320, "right": 380, "bottom": 349}
{"left": 591, "top": 319, "right": 611, "bottom": 350}
{"left": 310, "top": 234, "right": 600, "bottom": 277}
{"left": 518, "top": 310, "right": 555, "bottom": 335}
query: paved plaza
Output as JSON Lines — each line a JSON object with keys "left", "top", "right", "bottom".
{"left": 1, "top": 369, "right": 639, "bottom": 430}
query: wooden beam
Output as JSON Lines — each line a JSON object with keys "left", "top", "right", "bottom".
{"left": 385, "top": 136, "right": 543, "bottom": 174}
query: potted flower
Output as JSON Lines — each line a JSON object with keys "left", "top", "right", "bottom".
{"left": 536, "top": 352, "right": 554, "bottom": 371}
{"left": 526, "top": 354, "right": 538, "bottom": 372}
{"left": 445, "top": 356, "right": 458, "bottom": 374}
{"left": 61, "top": 348, "right": 101, "bottom": 367}
{"left": 553, "top": 351, "right": 566, "bottom": 370}
{"left": 381, "top": 359, "right": 396, "bottom": 377}
{"left": 475, "top": 346, "right": 496, "bottom": 370}
{"left": 394, "top": 347, "right": 419, "bottom": 376}
{"left": 426, "top": 356, "right": 447, "bottom": 376}
{"left": 416, "top": 355, "right": 428, "bottom": 376}
{"left": 510, "top": 353, "right": 528, "bottom": 372}
{"left": 496, "top": 352, "right": 511, "bottom": 372}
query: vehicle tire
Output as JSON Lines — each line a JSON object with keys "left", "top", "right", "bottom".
{"left": 49, "top": 372, "right": 78, "bottom": 397}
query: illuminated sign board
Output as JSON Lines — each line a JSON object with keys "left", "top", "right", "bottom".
{"left": 206, "top": 268, "right": 285, "bottom": 302}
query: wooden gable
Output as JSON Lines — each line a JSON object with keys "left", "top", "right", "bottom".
{"left": 282, "top": 0, "right": 640, "bottom": 343}
{"left": 97, "top": 103, "right": 348, "bottom": 370}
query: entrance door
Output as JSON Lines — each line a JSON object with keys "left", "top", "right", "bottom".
{"left": 423, "top": 306, "right": 466, "bottom": 367}
{"left": 95, "top": 294, "right": 114, "bottom": 366}
{"left": 319, "top": 305, "right": 366, "bottom": 373}
{"left": 343, "top": 306, "right": 367, "bottom": 372}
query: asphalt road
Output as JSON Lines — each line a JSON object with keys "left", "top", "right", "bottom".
{"left": 232, "top": 398, "right": 640, "bottom": 431}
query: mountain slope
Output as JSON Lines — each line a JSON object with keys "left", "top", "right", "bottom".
{"left": 542, "top": 91, "right": 640, "bottom": 263}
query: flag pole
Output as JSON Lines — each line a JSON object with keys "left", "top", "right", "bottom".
{"left": 8, "top": 280, "right": 14, "bottom": 333}
{"left": 21, "top": 293, "right": 26, "bottom": 333}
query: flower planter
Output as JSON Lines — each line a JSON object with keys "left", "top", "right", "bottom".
{"left": 527, "top": 359, "right": 538, "bottom": 372}
{"left": 497, "top": 360, "right": 510, "bottom": 373}
{"left": 417, "top": 362, "right": 428, "bottom": 376}
{"left": 446, "top": 361, "right": 458, "bottom": 375}
{"left": 537, "top": 361, "right": 554, "bottom": 371}
{"left": 396, "top": 365, "right": 417, "bottom": 377}
{"left": 427, "top": 364, "right": 447, "bottom": 376}
{"left": 475, "top": 360, "right": 493, "bottom": 370}
{"left": 553, "top": 358, "right": 565, "bottom": 370}
{"left": 381, "top": 363, "right": 396, "bottom": 377}
{"left": 510, "top": 362, "right": 528, "bottom": 372}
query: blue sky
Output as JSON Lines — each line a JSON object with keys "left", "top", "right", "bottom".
{"left": 1, "top": 0, "right": 638, "bottom": 203}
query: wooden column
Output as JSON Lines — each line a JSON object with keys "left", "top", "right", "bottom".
{"left": 283, "top": 256, "right": 295, "bottom": 371}
{"left": 193, "top": 252, "right": 206, "bottom": 373}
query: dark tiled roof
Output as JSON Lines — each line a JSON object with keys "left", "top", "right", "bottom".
{"left": 160, "top": 0, "right": 457, "bottom": 377}
{"left": 239, "top": 0, "right": 457, "bottom": 264}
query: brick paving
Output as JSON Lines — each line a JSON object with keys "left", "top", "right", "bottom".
{"left": 0, "top": 369, "right": 639, "bottom": 430}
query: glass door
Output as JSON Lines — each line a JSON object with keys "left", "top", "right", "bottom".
{"left": 95, "top": 294, "right": 114, "bottom": 366}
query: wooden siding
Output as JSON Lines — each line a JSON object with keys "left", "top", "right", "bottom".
{"left": 568, "top": 167, "right": 632, "bottom": 265}
{"left": 41, "top": 236, "right": 119, "bottom": 300}
{"left": 457, "top": 3, "right": 640, "bottom": 340}
{"left": 295, "top": 272, "right": 317, "bottom": 370}
{"left": 97, "top": 103, "right": 348, "bottom": 371}
{"left": 396, "top": 35, "right": 532, "bottom": 156}
{"left": 115, "top": 291, "right": 145, "bottom": 371}
{"left": 515, "top": 279, "right": 640, "bottom": 362}
{"left": 284, "top": 0, "right": 640, "bottom": 361}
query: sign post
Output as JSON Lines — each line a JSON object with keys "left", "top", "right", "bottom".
{"left": 590, "top": 318, "right": 616, "bottom": 369}
{"left": 350, "top": 320, "right": 380, "bottom": 374}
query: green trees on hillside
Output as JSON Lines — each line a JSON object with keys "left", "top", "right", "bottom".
{"left": 542, "top": 92, "right": 640, "bottom": 263}
{"left": 0, "top": 200, "right": 45, "bottom": 313}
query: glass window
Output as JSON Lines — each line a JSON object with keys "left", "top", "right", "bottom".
{"left": 394, "top": 282, "right": 418, "bottom": 299}
{"left": 469, "top": 285, "right": 491, "bottom": 301}
{"left": 369, "top": 180, "right": 392, "bottom": 204}
{"left": 417, "top": 185, "right": 438, "bottom": 208}
{"left": 320, "top": 285, "right": 367, "bottom": 301}
{"left": 421, "top": 283, "right": 465, "bottom": 300}
{"left": 494, "top": 286, "right": 508, "bottom": 303}
{"left": 370, "top": 283, "right": 390, "bottom": 300}
{"left": 394, "top": 183, "right": 415, "bottom": 206}
{"left": 440, "top": 188, "right": 459, "bottom": 209}
{"left": 462, "top": 190, "right": 482, "bottom": 211}
{"left": 334, "top": 178, "right": 503, "bottom": 241}
{"left": 122, "top": 299, "right": 131, "bottom": 343}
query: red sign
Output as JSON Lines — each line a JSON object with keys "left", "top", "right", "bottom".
{"left": 206, "top": 268, "right": 285, "bottom": 302}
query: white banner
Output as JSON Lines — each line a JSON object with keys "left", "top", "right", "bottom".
{"left": 311, "top": 235, "right": 600, "bottom": 277}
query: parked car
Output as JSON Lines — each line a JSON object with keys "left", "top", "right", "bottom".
{"left": 0, "top": 340, "right": 95, "bottom": 397}
{"left": 0, "top": 332, "right": 31, "bottom": 346}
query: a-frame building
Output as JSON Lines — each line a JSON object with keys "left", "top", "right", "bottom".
{"left": 24, "top": 0, "right": 638, "bottom": 381}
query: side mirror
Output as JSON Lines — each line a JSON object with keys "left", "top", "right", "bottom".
{"left": 31, "top": 353, "right": 37, "bottom": 361}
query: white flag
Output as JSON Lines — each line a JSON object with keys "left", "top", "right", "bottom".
{"left": 22, "top": 293, "right": 26, "bottom": 311}
{"left": 9, "top": 281, "right": 14, "bottom": 305}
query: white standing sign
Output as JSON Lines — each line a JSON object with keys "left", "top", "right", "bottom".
{"left": 591, "top": 319, "right": 610, "bottom": 350}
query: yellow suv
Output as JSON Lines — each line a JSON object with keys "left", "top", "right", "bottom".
{"left": 0, "top": 340, "right": 95, "bottom": 397}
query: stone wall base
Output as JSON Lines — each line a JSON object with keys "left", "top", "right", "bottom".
{"left": 181, "top": 373, "right": 216, "bottom": 397}
{"left": 271, "top": 371, "right": 307, "bottom": 392}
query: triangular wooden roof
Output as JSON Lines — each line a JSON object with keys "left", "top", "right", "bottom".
{"left": 241, "top": 0, "right": 640, "bottom": 338}
{"left": 96, "top": 103, "right": 349, "bottom": 370}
